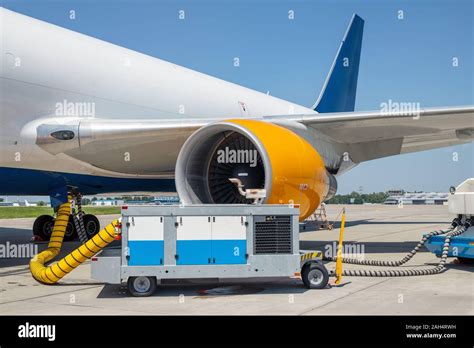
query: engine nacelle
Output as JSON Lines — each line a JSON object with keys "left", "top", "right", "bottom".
{"left": 175, "top": 119, "right": 336, "bottom": 220}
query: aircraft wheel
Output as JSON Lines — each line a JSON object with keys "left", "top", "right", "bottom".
{"left": 63, "top": 216, "right": 77, "bottom": 241}
{"left": 32, "top": 215, "right": 54, "bottom": 241}
{"left": 83, "top": 214, "right": 100, "bottom": 239}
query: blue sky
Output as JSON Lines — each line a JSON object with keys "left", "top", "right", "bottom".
{"left": 3, "top": 0, "right": 473, "bottom": 194}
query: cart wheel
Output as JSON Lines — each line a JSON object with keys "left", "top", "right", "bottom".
{"left": 302, "top": 262, "right": 329, "bottom": 289}
{"left": 127, "top": 276, "right": 157, "bottom": 296}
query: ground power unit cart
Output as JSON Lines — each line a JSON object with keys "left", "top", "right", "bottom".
{"left": 91, "top": 204, "right": 329, "bottom": 296}
{"left": 425, "top": 178, "right": 474, "bottom": 262}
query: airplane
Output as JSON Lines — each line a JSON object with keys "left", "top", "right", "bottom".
{"left": 1, "top": 8, "right": 473, "bottom": 241}
{"left": 22, "top": 199, "right": 37, "bottom": 207}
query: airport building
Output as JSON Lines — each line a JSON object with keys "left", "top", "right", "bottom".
{"left": 91, "top": 199, "right": 125, "bottom": 206}
{"left": 384, "top": 191, "right": 449, "bottom": 205}
{"left": 153, "top": 195, "right": 180, "bottom": 205}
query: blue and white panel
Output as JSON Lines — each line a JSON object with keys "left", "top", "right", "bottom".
{"left": 127, "top": 216, "right": 164, "bottom": 266}
{"left": 176, "top": 216, "right": 212, "bottom": 265}
{"left": 212, "top": 216, "right": 247, "bottom": 264}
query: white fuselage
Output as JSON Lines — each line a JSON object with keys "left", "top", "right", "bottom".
{"left": 0, "top": 8, "right": 316, "bottom": 181}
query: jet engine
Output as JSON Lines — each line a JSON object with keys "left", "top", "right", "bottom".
{"left": 175, "top": 120, "right": 337, "bottom": 220}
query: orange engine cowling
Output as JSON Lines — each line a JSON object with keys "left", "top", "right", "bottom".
{"left": 175, "top": 119, "right": 336, "bottom": 220}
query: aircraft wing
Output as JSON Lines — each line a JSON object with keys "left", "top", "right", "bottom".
{"left": 35, "top": 106, "right": 473, "bottom": 174}
{"left": 267, "top": 106, "right": 474, "bottom": 163}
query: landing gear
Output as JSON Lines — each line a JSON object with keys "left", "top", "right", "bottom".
{"left": 32, "top": 195, "right": 100, "bottom": 241}
{"left": 32, "top": 214, "right": 78, "bottom": 241}
{"left": 33, "top": 214, "right": 100, "bottom": 241}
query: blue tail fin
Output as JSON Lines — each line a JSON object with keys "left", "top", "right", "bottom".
{"left": 313, "top": 14, "right": 364, "bottom": 113}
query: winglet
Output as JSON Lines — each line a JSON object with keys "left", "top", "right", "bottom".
{"left": 313, "top": 14, "right": 364, "bottom": 113}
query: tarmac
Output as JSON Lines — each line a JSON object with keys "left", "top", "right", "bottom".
{"left": 0, "top": 204, "right": 472, "bottom": 315}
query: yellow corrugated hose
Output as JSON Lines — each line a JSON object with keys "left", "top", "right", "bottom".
{"left": 30, "top": 196, "right": 120, "bottom": 284}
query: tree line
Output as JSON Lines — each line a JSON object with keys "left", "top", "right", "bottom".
{"left": 326, "top": 191, "right": 389, "bottom": 204}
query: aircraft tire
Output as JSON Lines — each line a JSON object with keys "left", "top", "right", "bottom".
{"left": 32, "top": 215, "right": 54, "bottom": 241}
{"left": 83, "top": 214, "right": 100, "bottom": 239}
{"left": 63, "top": 216, "right": 78, "bottom": 241}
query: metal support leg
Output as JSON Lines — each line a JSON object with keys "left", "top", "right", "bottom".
{"left": 72, "top": 193, "right": 88, "bottom": 243}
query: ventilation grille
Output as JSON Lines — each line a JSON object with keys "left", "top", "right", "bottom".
{"left": 254, "top": 215, "right": 292, "bottom": 254}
